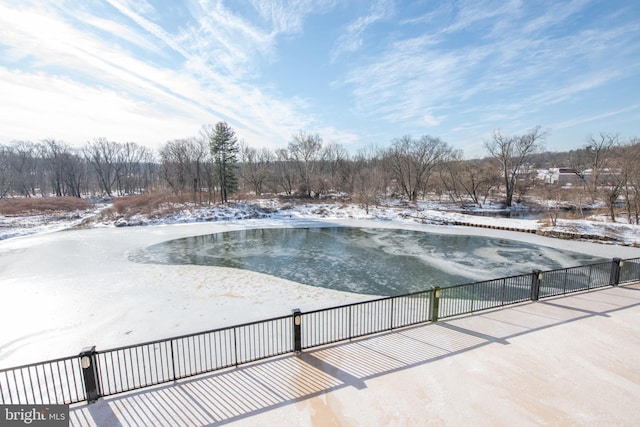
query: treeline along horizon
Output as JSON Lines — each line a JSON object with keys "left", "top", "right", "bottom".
{"left": 0, "top": 127, "right": 638, "bottom": 223}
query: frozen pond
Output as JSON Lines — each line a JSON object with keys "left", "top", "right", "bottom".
{"left": 2, "top": 218, "right": 639, "bottom": 368}
{"left": 131, "top": 227, "right": 606, "bottom": 296}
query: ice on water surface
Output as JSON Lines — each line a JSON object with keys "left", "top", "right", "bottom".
{"left": 131, "top": 227, "right": 606, "bottom": 296}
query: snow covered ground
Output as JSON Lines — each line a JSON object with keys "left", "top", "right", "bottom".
{"left": 1, "top": 200, "right": 639, "bottom": 369}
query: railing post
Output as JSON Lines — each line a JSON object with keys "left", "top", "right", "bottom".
{"left": 430, "top": 287, "right": 440, "bottom": 322}
{"left": 531, "top": 270, "right": 542, "bottom": 301}
{"left": 292, "top": 309, "right": 302, "bottom": 354}
{"left": 610, "top": 258, "right": 622, "bottom": 286}
{"left": 79, "top": 346, "right": 100, "bottom": 404}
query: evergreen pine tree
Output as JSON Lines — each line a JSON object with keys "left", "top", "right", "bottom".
{"left": 209, "top": 122, "right": 238, "bottom": 203}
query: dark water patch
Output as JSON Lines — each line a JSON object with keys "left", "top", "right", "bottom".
{"left": 130, "top": 227, "right": 606, "bottom": 296}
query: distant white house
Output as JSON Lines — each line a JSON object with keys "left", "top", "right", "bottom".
{"left": 539, "top": 168, "right": 586, "bottom": 186}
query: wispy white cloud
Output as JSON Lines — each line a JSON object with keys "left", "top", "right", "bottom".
{"left": 183, "top": 0, "right": 273, "bottom": 77}
{"left": 331, "top": 0, "right": 394, "bottom": 61}
{"left": 1, "top": 0, "right": 639, "bottom": 156}
{"left": 249, "top": 0, "right": 336, "bottom": 35}
{"left": 400, "top": 3, "right": 452, "bottom": 26}
{"left": 104, "top": 0, "right": 191, "bottom": 59}
{"left": 442, "top": 0, "right": 522, "bottom": 34}
{"left": 77, "top": 13, "right": 158, "bottom": 52}
{"left": 117, "top": 0, "right": 157, "bottom": 17}
{"left": 340, "top": 0, "right": 640, "bottom": 139}
{"left": 342, "top": 34, "right": 489, "bottom": 124}
{"left": 0, "top": 68, "right": 197, "bottom": 145}
{"left": 178, "top": 0, "right": 336, "bottom": 79}
{"left": 521, "top": 0, "right": 590, "bottom": 34}
{"left": 551, "top": 105, "right": 640, "bottom": 130}
{"left": 0, "top": 0, "right": 347, "bottom": 149}
{"left": 0, "top": 3, "right": 198, "bottom": 114}
{"left": 527, "top": 71, "right": 623, "bottom": 107}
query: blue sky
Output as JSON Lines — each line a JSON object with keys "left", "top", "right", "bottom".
{"left": 1, "top": 0, "right": 639, "bottom": 158}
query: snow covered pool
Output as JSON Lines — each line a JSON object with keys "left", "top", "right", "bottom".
{"left": 131, "top": 227, "right": 607, "bottom": 296}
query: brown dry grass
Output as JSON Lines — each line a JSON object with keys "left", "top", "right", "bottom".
{"left": 110, "top": 193, "right": 193, "bottom": 218}
{"left": 0, "top": 197, "right": 91, "bottom": 215}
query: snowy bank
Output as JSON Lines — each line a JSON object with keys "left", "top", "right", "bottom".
{"left": 3, "top": 198, "right": 639, "bottom": 245}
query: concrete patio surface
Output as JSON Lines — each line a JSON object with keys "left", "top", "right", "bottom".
{"left": 69, "top": 283, "right": 640, "bottom": 426}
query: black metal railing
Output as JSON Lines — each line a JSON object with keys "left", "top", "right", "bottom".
{"left": 1, "top": 256, "right": 639, "bottom": 405}
{"left": 301, "top": 290, "right": 432, "bottom": 349}
{"left": 620, "top": 257, "right": 640, "bottom": 284}
{"left": 438, "top": 273, "right": 532, "bottom": 319}
{"left": 94, "top": 315, "right": 293, "bottom": 398}
{"left": 539, "top": 261, "right": 613, "bottom": 298}
{"left": 0, "top": 355, "right": 85, "bottom": 405}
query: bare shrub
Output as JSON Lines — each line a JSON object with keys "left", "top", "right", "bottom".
{"left": 0, "top": 197, "right": 91, "bottom": 215}
{"left": 538, "top": 217, "right": 553, "bottom": 228}
{"left": 110, "top": 193, "right": 190, "bottom": 218}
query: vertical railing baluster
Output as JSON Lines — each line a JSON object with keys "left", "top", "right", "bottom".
{"left": 233, "top": 327, "right": 239, "bottom": 367}
{"left": 19, "top": 368, "right": 28, "bottom": 404}
{"left": 154, "top": 344, "right": 161, "bottom": 384}
{"left": 170, "top": 340, "right": 177, "bottom": 381}
{"left": 133, "top": 347, "right": 141, "bottom": 389}
{"left": 390, "top": 297, "right": 395, "bottom": 330}
{"left": 348, "top": 304, "right": 353, "bottom": 340}
{"left": 11, "top": 370, "right": 19, "bottom": 404}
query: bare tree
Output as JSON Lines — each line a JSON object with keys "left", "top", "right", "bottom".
{"left": 275, "top": 148, "right": 295, "bottom": 195}
{"left": 59, "top": 151, "right": 86, "bottom": 198}
{"left": 0, "top": 144, "right": 13, "bottom": 199}
{"left": 288, "top": 131, "right": 324, "bottom": 197}
{"left": 190, "top": 133, "right": 213, "bottom": 204}
{"left": 0, "top": 139, "right": 159, "bottom": 198}
{"left": 136, "top": 147, "right": 158, "bottom": 194}
{"left": 352, "top": 147, "right": 388, "bottom": 213}
{"left": 240, "top": 144, "right": 274, "bottom": 196}
{"left": 541, "top": 179, "right": 568, "bottom": 226}
{"left": 602, "top": 159, "right": 626, "bottom": 222}
{"left": 159, "top": 140, "right": 187, "bottom": 195}
{"left": 116, "top": 142, "right": 154, "bottom": 196}
{"left": 608, "top": 139, "right": 640, "bottom": 223}
{"left": 569, "top": 133, "right": 620, "bottom": 206}
{"left": 7, "top": 141, "right": 38, "bottom": 197}
{"left": 42, "top": 139, "right": 85, "bottom": 197}
{"left": 42, "top": 139, "right": 66, "bottom": 197}
{"left": 385, "top": 135, "right": 453, "bottom": 202}
{"left": 323, "top": 143, "right": 351, "bottom": 196}
{"left": 159, "top": 138, "right": 211, "bottom": 202}
{"left": 440, "top": 155, "right": 499, "bottom": 208}
{"left": 84, "top": 138, "right": 124, "bottom": 197}
{"left": 621, "top": 138, "right": 640, "bottom": 224}
{"left": 484, "top": 126, "right": 547, "bottom": 207}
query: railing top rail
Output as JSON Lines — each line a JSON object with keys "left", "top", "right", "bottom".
{"left": 0, "top": 353, "right": 80, "bottom": 373}
{"left": 303, "top": 289, "right": 433, "bottom": 316}
{"left": 97, "top": 313, "right": 293, "bottom": 354}
{"left": 542, "top": 260, "right": 613, "bottom": 275}
{"left": 442, "top": 272, "right": 532, "bottom": 292}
